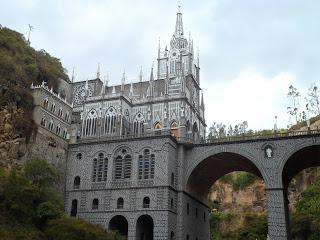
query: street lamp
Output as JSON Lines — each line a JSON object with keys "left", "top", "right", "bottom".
{"left": 306, "top": 104, "right": 310, "bottom": 131}
{"left": 274, "top": 115, "right": 278, "bottom": 133}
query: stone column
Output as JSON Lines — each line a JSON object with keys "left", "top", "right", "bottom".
{"left": 266, "top": 188, "right": 290, "bottom": 240}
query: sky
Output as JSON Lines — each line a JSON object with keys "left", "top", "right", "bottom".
{"left": 1, "top": 0, "right": 320, "bottom": 130}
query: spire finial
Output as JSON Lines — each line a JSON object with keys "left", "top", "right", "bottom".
{"left": 174, "top": 3, "right": 184, "bottom": 37}
{"left": 139, "top": 66, "right": 143, "bottom": 82}
{"left": 96, "top": 62, "right": 100, "bottom": 79}
{"left": 71, "top": 67, "right": 75, "bottom": 82}
{"left": 158, "top": 37, "right": 161, "bottom": 58}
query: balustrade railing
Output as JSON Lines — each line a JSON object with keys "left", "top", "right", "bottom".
{"left": 75, "top": 129, "right": 320, "bottom": 145}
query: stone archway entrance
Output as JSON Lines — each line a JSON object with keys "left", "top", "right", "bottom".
{"left": 109, "top": 215, "right": 128, "bottom": 238}
{"left": 136, "top": 214, "right": 154, "bottom": 240}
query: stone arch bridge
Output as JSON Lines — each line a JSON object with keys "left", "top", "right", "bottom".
{"left": 66, "top": 130, "right": 320, "bottom": 240}
{"left": 182, "top": 130, "right": 320, "bottom": 240}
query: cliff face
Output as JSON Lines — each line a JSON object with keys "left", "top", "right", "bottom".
{"left": 210, "top": 177, "right": 266, "bottom": 213}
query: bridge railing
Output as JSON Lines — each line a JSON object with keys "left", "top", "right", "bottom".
{"left": 75, "top": 129, "right": 320, "bottom": 145}
{"left": 199, "top": 129, "right": 320, "bottom": 145}
{"left": 76, "top": 129, "right": 173, "bottom": 144}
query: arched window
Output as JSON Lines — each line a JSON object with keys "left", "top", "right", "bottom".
{"left": 40, "top": 117, "right": 46, "bottom": 127}
{"left": 48, "top": 120, "right": 54, "bottom": 131}
{"left": 170, "top": 121, "right": 179, "bottom": 137}
{"left": 193, "top": 122, "right": 198, "bottom": 142}
{"left": 83, "top": 109, "right": 98, "bottom": 137}
{"left": 56, "top": 124, "right": 61, "bottom": 135}
{"left": 187, "top": 203, "right": 190, "bottom": 215}
{"left": 203, "top": 212, "right": 206, "bottom": 222}
{"left": 170, "top": 198, "right": 174, "bottom": 209}
{"left": 50, "top": 102, "right": 56, "bottom": 113}
{"left": 70, "top": 199, "right": 78, "bottom": 217}
{"left": 63, "top": 128, "right": 68, "bottom": 139}
{"left": 104, "top": 107, "right": 117, "bottom": 135}
{"left": 195, "top": 208, "right": 198, "bottom": 218}
{"left": 143, "top": 197, "right": 150, "bottom": 208}
{"left": 171, "top": 172, "right": 175, "bottom": 186}
{"left": 170, "top": 231, "right": 174, "bottom": 240}
{"left": 92, "top": 198, "right": 99, "bottom": 210}
{"left": 133, "top": 113, "right": 145, "bottom": 136}
{"left": 92, "top": 153, "right": 108, "bottom": 182}
{"left": 65, "top": 111, "right": 70, "bottom": 122}
{"left": 186, "top": 234, "right": 189, "bottom": 240}
{"left": 43, "top": 98, "right": 49, "bottom": 108}
{"left": 186, "top": 120, "right": 191, "bottom": 134}
{"left": 58, "top": 107, "right": 63, "bottom": 117}
{"left": 114, "top": 149, "right": 132, "bottom": 180}
{"left": 73, "top": 176, "right": 80, "bottom": 189}
{"left": 138, "top": 149, "right": 155, "bottom": 180}
{"left": 76, "top": 153, "right": 82, "bottom": 160}
{"left": 117, "top": 197, "right": 124, "bottom": 209}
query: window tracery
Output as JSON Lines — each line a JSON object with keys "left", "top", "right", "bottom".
{"left": 114, "top": 148, "right": 132, "bottom": 180}
{"left": 83, "top": 109, "right": 98, "bottom": 137}
{"left": 92, "top": 153, "right": 108, "bottom": 182}
{"left": 138, "top": 149, "right": 155, "bottom": 180}
{"left": 103, "top": 107, "right": 117, "bottom": 135}
{"left": 133, "top": 113, "right": 145, "bottom": 136}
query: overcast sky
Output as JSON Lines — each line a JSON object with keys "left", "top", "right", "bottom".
{"left": 1, "top": 0, "right": 320, "bottom": 130}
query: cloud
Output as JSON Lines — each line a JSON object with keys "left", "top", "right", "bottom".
{"left": 203, "top": 68, "right": 296, "bottom": 129}
{"left": 1, "top": 0, "right": 320, "bottom": 130}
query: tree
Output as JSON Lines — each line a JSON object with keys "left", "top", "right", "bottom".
{"left": 287, "top": 85, "right": 301, "bottom": 123}
{"left": 306, "top": 83, "right": 320, "bottom": 115}
{"left": 227, "top": 125, "right": 233, "bottom": 136}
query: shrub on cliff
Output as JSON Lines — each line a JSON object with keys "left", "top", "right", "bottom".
{"left": 45, "top": 218, "right": 125, "bottom": 240}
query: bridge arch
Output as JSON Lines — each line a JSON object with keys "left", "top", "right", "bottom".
{"left": 186, "top": 147, "right": 265, "bottom": 201}
{"left": 281, "top": 143, "right": 320, "bottom": 193}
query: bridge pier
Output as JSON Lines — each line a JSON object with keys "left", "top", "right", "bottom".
{"left": 266, "top": 188, "right": 290, "bottom": 240}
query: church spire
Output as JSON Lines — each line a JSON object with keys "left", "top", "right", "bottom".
{"left": 174, "top": 5, "right": 184, "bottom": 37}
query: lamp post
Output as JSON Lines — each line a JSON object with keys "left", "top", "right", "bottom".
{"left": 274, "top": 115, "right": 278, "bottom": 134}
{"left": 306, "top": 104, "right": 310, "bottom": 131}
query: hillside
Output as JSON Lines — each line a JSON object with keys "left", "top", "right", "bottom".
{"left": 0, "top": 26, "right": 68, "bottom": 166}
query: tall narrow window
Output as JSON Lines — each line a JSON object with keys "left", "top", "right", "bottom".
{"left": 82, "top": 109, "right": 98, "bottom": 137}
{"left": 40, "top": 117, "right": 46, "bottom": 127}
{"left": 104, "top": 107, "right": 117, "bottom": 135}
{"left": 113, "top": 149, "right": 132, "bottom": 180}
{"left": 133, "top": 113, "right": 145, "bottom": 136}
{"left": 43, "top": 98, "right": 49, "bottom": 108}
{"left": 143, "top": 196, "right": 150, "bottom": 208}
{"left": 92, "top": 198, "right": 99, "bottom": 210}
{"left": 117, "top": 197, "right": 124, "bottom": 209}
{"left": 73, "top": 176, "right": 80, "bottom": 189}
{"left": 138, "top": 149, "right": 155, "bottom": 180}
{"left": 70, "top": 199, "right": 78, "bottom": 217}
{"left": 92, "top": 153, "right": 108, "bottom": 182}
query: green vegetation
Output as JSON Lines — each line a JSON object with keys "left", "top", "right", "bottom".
{"left": 220, "top": 172, "right": 258, "bottom": 190}
{"left": 210, "top": 211, "right": 267, "bottom": 240}
{"left": 0, "top": 26, "right": 68, "bottom": 140}
{"left": 210, "top": 175, "right": 320, "bottom": 239}
{"left": 290, "top": 177, "right": 320, "bottom": 239}
{"left": 0, "top": 158, "right": 122, "bottom": 240}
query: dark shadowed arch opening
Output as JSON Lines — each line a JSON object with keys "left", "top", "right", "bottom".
{"left": 70, "top": 199, "right": 78, "bottom": 217}
{"left": 282, "top": 145, "right": 320, "bottom": 238}
{"left": 109, "top": 215, "right": 128, "bottom": 237}
{"left": 282, "top": 145, "right": 320, "bottom": 193}
{"left": 187, "top": 152, "right": 263, "bottom": 202}
{"left": 187, "top": 151, "right": 267, "bottom": 239}
{"left": 136, "top": 214, "right": 154, "bottom": 240}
